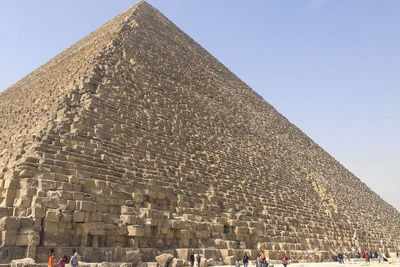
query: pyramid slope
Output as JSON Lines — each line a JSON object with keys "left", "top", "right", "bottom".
{"left": 0, "top": 1, "right": 399, "bottom": 263}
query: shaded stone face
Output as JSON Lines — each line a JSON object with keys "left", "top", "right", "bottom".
{"left": 0, "top": 0, "right": 399, "bottom": 264}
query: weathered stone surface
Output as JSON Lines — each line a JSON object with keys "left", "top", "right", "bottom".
{"left": 127, "top": 225, "right": 145, "bottom": 237}
{"left": 0, "top": 216, "right": 20, "bottom": 231}
{"left": 10, "top": 257, "right": 35, "bottom": 267}
{"left": 155, "top": 253, "right": 174, "bottom": 264}
{"left": 0, "top": 0, "right": 399, "bottom": 264}
{"left": 45, "top": 209, "right": 60, "bottom": 222}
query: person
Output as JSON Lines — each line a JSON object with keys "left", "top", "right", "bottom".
{"left": 190, "top": 251, "right": 195, "bottom": 267}
{"left": 260, "top": 251, "right": 266, "bottom": 267}
{"left": 256, "top": 253, "right": 261, "bottom": 267}
{"left": 48, "top": 249, "right": 55, "bottom": 267}
{"left": 338, "top": 253, "right": 344, "bottom": 264}
{"left": 70, "top": 252, "right": 79, "bottom": 267}
{"left": 242, "top": 252, "right": 249, "bottom": 267}
{"left": 282, "top": 252, "right": 288, "bottom": 267}
{"left": 365, "top": 252, "right": 369, "bottom": 262}
{"left": 57, "top": 255, "right": 68, "bottom": 267}
{"left": 197, "top": 252, "right": 201, "bottom": 267}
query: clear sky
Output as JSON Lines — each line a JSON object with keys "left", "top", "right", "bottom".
{"left": 0, "top": 1, "right": 399, "bottom": 210}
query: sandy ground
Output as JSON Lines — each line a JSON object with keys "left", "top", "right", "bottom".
{"left": 213, "top": 261, "right": 400, "bottom": 267}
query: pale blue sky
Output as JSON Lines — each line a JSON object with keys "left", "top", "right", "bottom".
{"left": 0, "top": 1, "right": 399, "bottom": 210}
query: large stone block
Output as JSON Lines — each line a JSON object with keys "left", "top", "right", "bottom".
{"left": 126, "top": 248, "right": 142, "bottom": 263}
{"left": 45, "top": 209, "right": 60, "bottom": 222}
{"left": 0, "top": 216, "right": 20, "bottom": 231}
{"left": 15, "top": 231, "right": 40, "bottom": 246}
{"left": 73, "top": 210, "right": 86, "bottom": 222}
{"left": 1, "top": 230, "right": 17, "bottom": 246}
{"left": 10, "top": 258, "right": 35, "bottom": 267}
{"left": 127, "top": 225, "right": 145, "bottom": 237}
{"left": 156, "top": 253, "right": 174, "bottom": 265}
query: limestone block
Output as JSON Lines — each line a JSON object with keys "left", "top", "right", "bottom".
{"left": 126, "top": 248, "right": 142, "bottom": 263}
{"left": 176, "top": 249, "right": 190, "bottom": 260}
{"left": 0, "top": 216, "right": 20, "bottom": 231}
{"left": 121, "top": 205, "right": 137, "bottom": 215}
{"left": 60, "top": 212, "right": 72, "bottom": 223}
{"left": 43, "top": 222, "right": 59, "bottom": 233}
{"left": 0, "top": 207, "right": 13, "bottom": 217}
{"left": 92, "top": 212, "right": 103, "bottom": 222}
{"left": 177, "top": 230, "right": 190, "bottom": 239}
{"left": 90, "top": 228, "right": 106, "bottom": 236}
{"left": 195, "top": 231, "right": 210, "bottom": 239}
{"left": 16, "top": 231, "right": 40, "bottom": 246}
{"left": 223, "top": 255, "right": 235, "bottom": 265}
{"left": 19, "top": 218, "right": 34, "bottom": 229}
{"left": 200, "top": 258, "right": 208, "bottom": 267}
{"left": 4, "top": 179, "right": 19, "bottom": 189}
{"left": 127, "top": 225, "right": 145, "bottom": 237}
{"left": 211, "top": 223, "right": 224, "bottom": 233}
{"left": 45, "top": 209, "right": 60, "bottom": 222}
{"left": 171, "top": 258, "right": 185, "bottom": 267}
{"left": 157, "top": 191, "right": 168, "bottom": 200}
{"left": 79, "top": 200, "right": 95, "bottom": 212}
{"left": 14, "top": 196, "right": 32, "bottom": 209}
{"left": 1, "top": 230, "right": 17, "bottom": 246}
{"left": 19, "top": 169, "right": 34, "bottom": 178}
{"left": 121, "top": 215, "right": 138, "bottom": 225}
{"left": 10, "top": 258, "right": 35, "bottom": 267}
{"left": 171, "top": 220, "right": 189, "bottom": 230}
{"left": 73, "top": 210, "right": 86, "bottom": 222}
{"left": 235, "top": 226, "right": 249, "bottom": 235}
{"left": 33, "top": 218, "right": 42, "bottom": 232}
{"left": 66, "top": 200, "right": 75, "bottom": 210}
{"left": 156, "top": 253, "right": 174, "bottom": 264}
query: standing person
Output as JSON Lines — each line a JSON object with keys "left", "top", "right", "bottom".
{"left": 48, "top": 249, "right": 55, "bottom": 267}
{"left": 256, "top": 253, "right": 261, "bottom": 267}
{"left": 197, "top": 252, "right": 201, "bottom": 267}
{"left": 190, "top": 251, "right": 195, "bottom": 267}
{"left": 70, "top": 252, "right": 79, "bottom": 267}
{"left": 57, "top": 255, "right": 68, "bottom": 267}
{"left": 260, "top": 251, "right": 266, "bottom": 267}
{"left": 242, "top": 252, "right": 249, "bottom": 267}
{"left": 282, "top": 252, "right": 288, "bottom": 267}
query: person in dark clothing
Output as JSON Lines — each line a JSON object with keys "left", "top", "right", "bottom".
{"left": 338, "top": 253, "right": 344, "bottom": 264}
{"left": 242, "top": 253, "right": 249, "bottom": 267}
{"left": 190, "top": 252, "right": 195, "bottom": 267}
{"left": 197, "top": 253, "right": 201, "bottom": 267}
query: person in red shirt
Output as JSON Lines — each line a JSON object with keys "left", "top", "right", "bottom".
{"left": 48, "top": 249, "right": 55, "bottom": 267}
{"left": 281, "top": 252, "right": 288, "bottom": 267}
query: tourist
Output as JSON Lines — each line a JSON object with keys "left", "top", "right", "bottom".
{"left": 70, "top": 252, "right": 79, "bottom": 267}
{"left": 197, "top": 252, "right": 201, "bottom": 267}
{"left": 260, "top": 251, "right": 266, "bottom": 267}
{"left": 338, "top": 253, "right": 344, "bottom": 264}
{"left": 281, "top": 252, "right": 288, "bottom": 267}
{"left": 190, "top": 251, "right": 195, "bottom": 267}
{"left": 48, "top": 248, "right": 55, "bottom": 267}
{"left": 242, "top": 252, "right": 249, "bottom": 267}
{"left": 57, "top": 255, "right": 68, "bottom": 267}
{"left": 256, "top": 253, "right": 261, "bottom": 267}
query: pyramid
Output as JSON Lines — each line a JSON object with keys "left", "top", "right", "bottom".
{"left": 0, "top": 1, "right": 399, "bottom": 264}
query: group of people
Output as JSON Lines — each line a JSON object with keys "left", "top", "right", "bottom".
{"left": 254, "top": 251, "right": 289, "bottom": 267}
{"left": 357, "top": 250, "right": 389, "bottom": 262}
{"left": 190, "top": 251, "right": 289, "bottom": 267}
{"left": 48, "top": 249, "right": 79, "bottom": 267}
{"left": 189, "top": 251, "right": 202, "bottom": 267}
